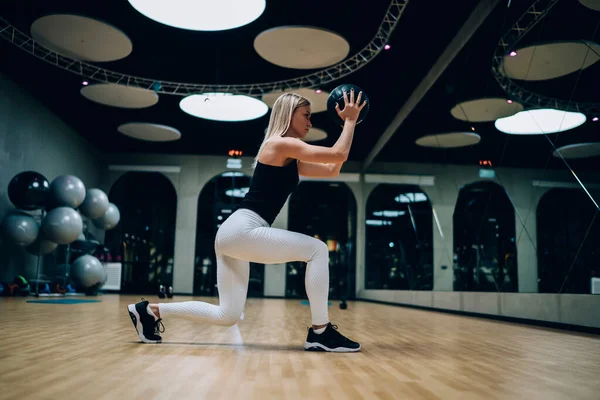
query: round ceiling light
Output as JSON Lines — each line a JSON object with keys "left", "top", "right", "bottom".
{"left": 180, "top": 93, "right": 269, "bottom": 122}
{"left": 553, "top": 143, "right": 600, "bottom": 159}
{"left": 495, "top": 109, "right": 587, "bottom": 135}
{"left": 254, "top": 26, "right": 350, "bottom": 69}
{"left": 81, "top": 83, "right": 159, "bottom": 109}
{"left": 415, "top": 132, "right": 481, "bottom": 148}
{"left": 30, "top": 14, "right": 132, "bottom": 62}
{"left": 127, "top": 0, "right": 266, "bottom": 31}
{"left": 118, "top": 123, "right": 181, "bottom": 142}
{"left": 501, "top": 41, "right": 600, "bottom": 81}
{"left": 450, "top": 98, "right": 523, "bottom": 122}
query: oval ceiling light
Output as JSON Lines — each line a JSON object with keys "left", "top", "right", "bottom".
{"left": 127, "top": 0, "right": 266, "bottom": 31}
{"left": 31, "top": 14, "right": 132, "bottom": 62}
{"left": 553, "top": 143, "right": 600, "bottom": 159}
{"left": 495, "top": 109, "right": 586, "bottom": 135}
{"left": 501, "top": 41, "right": 600, "bottom": 81}
{"left": 254, "top": 26, "right": 349, "bottom": 69}
{"left": 450, "top": 98, "right": 523, "bottom": 122}
{"left": 81, "top": 83, "right": 159, "bottom": 109}
{"left": 180, "top": 93, "right": 269, "bottom": 122}
{"left": 118, "top": 123, "right": 181, "bottom": 142}
{"left": 415, "top": 132, "right": 481, "bottom": 148}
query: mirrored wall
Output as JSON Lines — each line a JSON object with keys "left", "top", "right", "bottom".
{"left": 287, "top": 181, "right": 357, "bottom": 300}
{"left": 537, "top": 188, "right": 600, "bottom": 294}
{"left": 453, "top": 181, "right": 518, "bottom": 292}
{"left": 105, "top": 172, "right": 177, "bottom": 294}
{"left": 194, "top": 171, "right": 264, "bottom": 297}
{"left": 365, "top": 0, "right": 600, "bottom": 300}
{"left": 365, "top": 184, "right": 434, "bottom": 290}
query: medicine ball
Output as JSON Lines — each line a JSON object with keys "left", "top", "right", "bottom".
{"left": 326, "top": 84, "right": 370, "bottom": 126}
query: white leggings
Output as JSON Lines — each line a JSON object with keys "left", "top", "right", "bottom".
{"left": 158, "top": 208, "right": 330, "bottom": 326}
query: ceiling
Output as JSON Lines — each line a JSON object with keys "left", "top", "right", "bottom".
{"left": 1, "top": 0, "right": 599, "bottom": 172}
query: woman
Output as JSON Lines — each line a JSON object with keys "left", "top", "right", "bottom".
{"left": 128, "top": 88, "right": 366, "bottom": 352}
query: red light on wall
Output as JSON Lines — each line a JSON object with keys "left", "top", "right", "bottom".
{"left": 228, "top": 149, "right": 243, "bottom": 157}
{"left": 479, "top": 160, "right": 493, "bottom": 167}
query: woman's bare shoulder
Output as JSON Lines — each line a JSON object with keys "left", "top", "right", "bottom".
{"left": 258, "top": 138, "right": 293, "bottom": 166}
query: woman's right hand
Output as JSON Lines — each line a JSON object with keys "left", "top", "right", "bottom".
{"left": 335, "top": 88, "right": 367, "bottom": 122}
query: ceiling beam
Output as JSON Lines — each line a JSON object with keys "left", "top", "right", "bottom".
{"left": 361, "top": 0, "right": 503, "bottom": 172}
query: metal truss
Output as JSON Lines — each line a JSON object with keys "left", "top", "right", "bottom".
{"left": 0, "top": 0, "right": 409, "bottom": 97}
{"left": 491, "top": 0, "right": 600, "bottom": 115}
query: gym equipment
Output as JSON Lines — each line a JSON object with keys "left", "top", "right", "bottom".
{"left": 41, "top": 207, "right": 83, "bottom": 245}
{"left": 70, "top": 255, "right": 105, "bottom": 289}
{"left": 8, "top": 171, "right": 50, "bottom": 211}
{"left": 167, "top": 286, "right": 173, "bottom": 298}
{"left": 326, "top": 84, "right": 370, "bottom": 126}
{"left": 80, "top": 188, "right": 109, "bottom": 219}
{"left": 26, "top": 299, "right": 101, "bottom": 304}
{"left": 40, "top": 283, "right": 51, "bottom": 294}
{"left": 1, "top": 211, "right": 40, "bottom": 247}
{"left": 14, "top": 275, "right": 31, "bottom": 296}
{"left": 158, "top": 285, "right": 166, "bottom": 298}
{"left": 92, "top": 202, "right": 120, "bottom": 230}
{"left": 3, "top": 170, "right": 120, "bottom": 298}
{"left": 49, "top": 175, "right": 86, "bottom": 209}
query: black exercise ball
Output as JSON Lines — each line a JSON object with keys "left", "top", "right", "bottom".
{"left": 326, "top": 84, "right": 370, "bottom": 126}
{"left": 7, "top": 171, "right": 50, "bottom": 211}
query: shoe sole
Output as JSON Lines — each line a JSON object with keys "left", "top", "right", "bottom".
{"left": 127, "top": 304, "right": 161, "bottom": 344}
{"left": 303, "top": 342, "right": 361, "bottom": 352}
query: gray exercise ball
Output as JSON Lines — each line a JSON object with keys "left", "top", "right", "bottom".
{"left": 70, "top": 255, "right": 104, "bottom": 288}
{"left": 41, "top": 207, "right": 83, "bottom": 245}
{"left": 92, "top": 203, "right": 120, "bottom": 230}
{"left": 26, "top": 236, "right": 58, "bottom": 255}
{"left": 1, "top": 211, "right": 39, "bottom": 247}
{"left": 80, "top": 188, "right": 109, "bottom": 219}
{"left": 50, "top": 175, "right": 86, "bottom": 208}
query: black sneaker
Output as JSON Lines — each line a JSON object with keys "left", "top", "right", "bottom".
{"left": 127, "top": 298, "right": 165, "bottom": 344}
{"left": 304, "top": 323, "right": 361, "bottom": 352}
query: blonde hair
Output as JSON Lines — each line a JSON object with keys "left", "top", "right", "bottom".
{"left": 253, "top": 93, "right": 311, "bottom": 168}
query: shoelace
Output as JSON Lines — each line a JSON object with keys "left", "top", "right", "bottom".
{"left": 154, "top": 318, "right": 165, "bottom": 334}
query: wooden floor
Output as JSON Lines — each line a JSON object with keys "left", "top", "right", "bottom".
{"left": 1, "top": 295, "right": 599, "bottom": 400}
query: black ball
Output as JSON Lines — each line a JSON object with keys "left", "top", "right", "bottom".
{"left": 326, "top": 84, "right": 370, "bottom": 126}
{"left": 339, "top": 301, "right": 348, "bottom": 310}
{"left": 7, "top": 171, "right": 50, "bottom": 211}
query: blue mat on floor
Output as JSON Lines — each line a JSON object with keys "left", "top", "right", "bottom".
{"left": 27, "top": 299, "right": 101, "bottom": 304}
{"left": 301, "top": 300, "right": 332, "bottom": 306}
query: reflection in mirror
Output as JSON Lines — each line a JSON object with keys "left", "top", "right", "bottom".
{"left": 453, "top": 181, "right": 518, "bottom": 292}
{"left": 365, "top": 184, "right": 433, "bottom": 290}
{"left": 105, "top": 172, "right": 177, "bottom": 294}
{"left": 287, "top": 181, "right": 357, "bottom": 301}
{"left": 194, "top": 172, "right": 264, "bottom": 297}
{"left": 537, "top": 188, "right": 600, "bottom": 294}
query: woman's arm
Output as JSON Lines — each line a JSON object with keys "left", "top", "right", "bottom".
{"left": 269, "top": 89, "right": 366, "bottom": 164}
{"left": 297, "top": 161, "right": 344, "bottom": 177}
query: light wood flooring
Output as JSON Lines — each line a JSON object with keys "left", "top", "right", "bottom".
{"left": 1, "top": 294, "right": 599, "bottom": 400}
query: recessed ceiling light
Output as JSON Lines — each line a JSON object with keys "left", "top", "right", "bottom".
{"left": 180, "top": 93, "right": 268, "bottom": 122}
{"left": 127, "top": 0, "right": 266, "bottom": 31}
{"left": 495, "top": 109, "right": 586, "bottom": 134}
